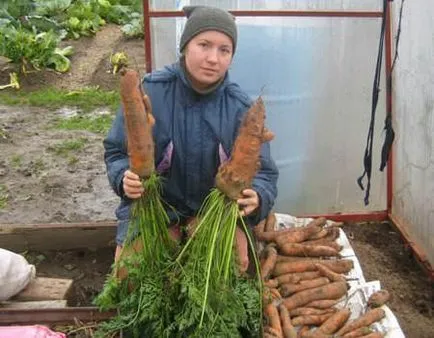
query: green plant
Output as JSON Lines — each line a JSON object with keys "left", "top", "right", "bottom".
{"left": 53, "top": 114, "right": 114, "bottom": 134}
{"left": 10, "top": 154, "right": 23, "bottom": 168}
{"left": 0, "top": 26, "right": 71, "bottom": 73}
{"left": 48, "top": 137, "right": 88, "bottom": 157}
{"left": 0, "top": 184, "right": 8, "bottom": 209}
{"left": 0, "top": 87, "right": 120, "bottom": 112}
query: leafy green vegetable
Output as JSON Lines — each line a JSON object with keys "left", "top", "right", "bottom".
{"left": 94, "top": 173, "right": 178, "bottom": 337}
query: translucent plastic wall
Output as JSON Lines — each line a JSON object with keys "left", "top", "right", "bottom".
{"left": 149, "top": 1, "right": 387, "bottom": 215}
{"left": 392, "top": 1, "right": 434, "bottom": 263}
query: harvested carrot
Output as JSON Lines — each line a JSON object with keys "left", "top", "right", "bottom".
{"left": 342, "top": 327, "right": 373, "bottom": 338}
{"left": 304, "top": 299, "right": 340, "bottom": 309}
{"left": 304, "top": 228, "right": 340, "bottom": 245}
{"left": 265, "top": 211, "right": 277, "bottom": 232}
{"left": 264, "top": 303, "right": 283, "bottom": 337}
{"left": 305, "top": 217, "right": 327, "bottom": 228}
{"left": 120, "top": 68, "right": 155, "bottom": 178}
{"left": 282, "top": 281, "right": 348, "bottom": 311}
{"left": 216, "top": 97, "right": 274, "bottom": 199}
{"left": 278, "top": 243, "right": 340, "bottom": 257}
{"left": 317, "top": 308, "right": 351, "bottom": 334}
{"left": 291, "top": 313, "right": 333, "bottom": 326}
{"left": 276, "top": 256, "right": 317, "bottom": 263}
{"left": 297, "top": 326, "right": 310, "bottom": 338}
{"left": 263, "top": 287, "right": 282, "bottom": 304}
{"left": 303, "top": 240, "right": 342, "bottom": 252}
{"left": 264, "top": 326, "right": 284, "bottom": 337}
{"left": 279, "top": 305, "right": 297, "bottom": 338}
{"left": 307, "top": 228, "right": 329, "bottom": 240}
{"left": 290, "top": 307, "right": 336, "bottom": 317}
{"left": 291, "top": 271, "right": 322, "bottom": 281}
{"left": 273, "top": 259, "right": 353, "bottom": 276}
{"left": 358, "top": 332, "right": 384, "bottom": 338}
{"left": 264, "top": 278, "right": 279, "bottom": 289}
{"left": 336, "top": 308, "right": 385, "bottom": 336}
{"left": 261, "top": 245, "right": 278, "bottom": 280}
{"left": 280, "top": 277, "right": 330, "bottom": 297}
{"left": 275, "top": 226, "right": 322, "bottom": 246}
{"left": 315, "top": 263, "right": 346, "bottom": 282}
{"left": 367, "top": 290, "right": 390, "bottom": 308}
{"left": 276, "top": 273, "right": 303, "bottom": 285}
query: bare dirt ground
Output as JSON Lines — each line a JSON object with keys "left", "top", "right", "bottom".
{"left": 0, "top": 25, "right": 432, "bottom": 337}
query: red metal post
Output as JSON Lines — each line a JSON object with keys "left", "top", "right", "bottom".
{"left": 299, "top": 210, "right": 388, "bottom": 223}
{"left": 142, "top": 0, "right": 153, "bottom": 73}
{"left": 389, "top": 214, "right": 434, "bottom": 281}
{"left": 385, "top": 0, "right": 394, "bottom": 213}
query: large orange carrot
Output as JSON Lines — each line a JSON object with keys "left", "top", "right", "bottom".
{"left": 264, "top": 303, "right": 283, "bottom": 337}
{"left": 342, "top": 327, "right": 373, "bottom": 338}
{"left": 315, "top": 263, "right": 346, "bottom": 283}
{"left": 279, "top": 305, "right": 297, "bottom": 338}
{"left": 358, "top": 333, "right": 384, "bottom": 338}
{"left": 215, "top": 97, "right": 274, "bottom": 199}
{"left": 317, "top": 308, "right": 351, "bottom": 334}
{"left": 264, "top": 278, "right": 279, "bottom": 289}
{"left": 273, "top": 259, "right": 353, "bottom": 276}
{"left": 290, "top": 307, "right": 336, "bottom": 317}
{"left": 367, "top": 290, "right": 390, "bottom": 308}
{"left": 261, "top": 245, "right": 278, "bottom": 280}
{"left": 302, "top": 240, "right": 342, "bottom": 252}
{"left": 265, "top": 211, "right": 277, "bottom": 232}
{"left": 304, "top": 299, "right": 340, "bottom": 309}
{"left": 280, "top": 277, "right": 330, "bottom": 297}
{"left": 120, "top": 68, "right": 155, "bottom": 178}
{"left": 336, "top": 308, "right": 385, "bottom": 336}
{"left": 282, "top": 281, "right": 348, "bottom": 311}
{"left": 276, "top": 273, "right": 303, "bottom": 285}
{"left": 278, "top": 243, "right": 340, "bottom": 257}
{"left": 275, "top": 226, "right": 322, "bottom": 246}
{"left": 291, "top": 313, "right": 333, "bottom": 326}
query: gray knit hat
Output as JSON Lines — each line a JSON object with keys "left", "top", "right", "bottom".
{"left": 179, "top": 6, "right": 237, "bottom": 53}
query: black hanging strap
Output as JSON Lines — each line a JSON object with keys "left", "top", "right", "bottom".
{"left": 357, "top": 0, "right": 389, "bottom": 205}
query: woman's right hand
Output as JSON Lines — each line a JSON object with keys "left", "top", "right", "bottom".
{"left": 123, "top": 169, "right": 144, "bottom": 199}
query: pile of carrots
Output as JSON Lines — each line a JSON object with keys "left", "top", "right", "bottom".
{"left": 256, "top": 213, "right": 390, "bottom": 338}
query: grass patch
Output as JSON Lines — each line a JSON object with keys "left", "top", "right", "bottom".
{"left": 0, "top": 185, "right": 8, "bottom": 209}
{"left": 0, "top": 87, "right": 120, "bottom": 113}
{"left": 48, "top": 138, "right": 88, "bottom": 157}
{"left": 53, "top": 114, "right": 114, "bottom": 134}
{"left": 10, "top": 154, "right": 22, "bottom": 169}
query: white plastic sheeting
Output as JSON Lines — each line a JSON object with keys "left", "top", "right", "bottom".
{"left": 148, "top": 0, "right": 388, "bottom": 214}
{"left": 392, "top": 0, "right": 434, "bottom": 264}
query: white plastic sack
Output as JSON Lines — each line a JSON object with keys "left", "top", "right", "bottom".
{"left": 0, "top": 248, "right": 36, "bottom": 301}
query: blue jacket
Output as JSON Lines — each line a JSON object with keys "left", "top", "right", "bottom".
{"left": 103, "top": 62, "right": 279, "bottom": 245}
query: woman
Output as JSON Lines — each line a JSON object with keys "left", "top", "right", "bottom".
{"left": 103, "top": 5, "right": 279, "bottom": 272}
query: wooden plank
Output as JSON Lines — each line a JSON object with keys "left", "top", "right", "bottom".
{"left": 0, "top": 300, "right": 67, "bottom": 309}
{"left": 12, "top": 277, "right": 73, "bottom": 301}
{"left": 0, "top": 221, "right": 116, "bottom": 251}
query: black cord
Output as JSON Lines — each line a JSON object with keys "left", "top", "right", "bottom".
{"left": 357, "top": 0, "right": 388, "bottom": 205}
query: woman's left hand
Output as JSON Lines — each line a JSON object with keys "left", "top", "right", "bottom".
{"left": 237, "top": 189, "right": 259, "bottom": 217}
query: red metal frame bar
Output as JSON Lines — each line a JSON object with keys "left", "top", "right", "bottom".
{"left": 147, "top": 10, "right": 383, "bottom": 18}
{"left": 142, "top": 1, "right": 383, "bottom": 73}
{"left": 299, "top": 210, "right": 388, "bottom": 223}
{"left": 388, "top": 213, "right": 434, "bottom": 281}
{"left": 143, "top": 0, "right": 152, "bottom": 73}
{"left": 385, "top": 0, "right": 394, "bottom": 213}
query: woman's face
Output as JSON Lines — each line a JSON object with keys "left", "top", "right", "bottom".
{"left": 184, "top": 30, "right": 233, "bottom": 89}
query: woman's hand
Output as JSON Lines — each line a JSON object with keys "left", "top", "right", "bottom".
{"left": 237, "top": 189, "right": 259, "bottom": 217}
{"left": 123, "top": 169, "right": 144, "bottom": 199}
